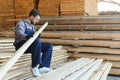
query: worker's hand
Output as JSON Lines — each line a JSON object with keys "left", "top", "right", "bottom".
{"left": 26, "top": 35, "right": 33, "bottom": 39}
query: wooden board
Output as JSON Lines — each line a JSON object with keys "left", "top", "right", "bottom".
{"left": 64, "top": 46, "right": 120, "bottom": 54}
{"left": 41, "top": 39, "right": 120, "bottom": 48}
{"left": 69, "top": 53, "right": 120, "bottom": 61}
{"left": 35, "top": 24, "right": 120, "bottom": 31}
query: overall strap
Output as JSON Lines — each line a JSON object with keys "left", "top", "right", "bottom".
{"left": 22, "top": 20, "right": 34, "bottom": 31}
{"left": 22, "top": 20, "right": 27, "bottom": 29}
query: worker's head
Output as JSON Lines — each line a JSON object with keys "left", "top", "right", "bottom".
{"left": 29, "top": 9, "right": 41, "bottom": 25}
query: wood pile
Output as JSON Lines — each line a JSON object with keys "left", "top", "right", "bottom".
{"left": 15, "top": 0, "right": 34, "bottom": 19}
{"left": 0, "top": 37, "right": 68, "bottom": 80}
{"left": 38, "top": 0, "right": 60, "bottom": 16}
{"left": 35, "top": 16, "right": 120, "bottom": 75}
{"left": 0, "top": 0, "right": 99, "bottom": 31}
{"left": 0, "top": 0, "right": 15, "bottom": 31}
{"left": 0, "top": 15, "right": 119, "bottom": 76}
{"left": 60, "top": 0, "right": 84, "bottom": 16}
{"left": 0, "top": 0, "right": 34, "bottom": 31}
{"left": 60, "top": 0, "right": 98, "bottom": 16}
{"left": 28, "top": 58, "right": 112, "bottom": 80}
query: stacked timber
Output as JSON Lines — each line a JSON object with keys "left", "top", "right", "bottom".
{"left": 60, "top": 0, "right": 98, "bottom": 16}
{"left": 60, "top": 0, "right": 84, "bottom": 16}
{"left": 24, "top": 58, "right": 112, "bottom": 80}
{"left": 15, "top": 0, "right": 34, "bottom": 19}
{"left": 35, "top": 15, "right": 120, "bottom": 75}
{"left": 51, "top": 46, "right": 68, "bottom": 68}
{"left": 38, "top": 0, "right": 60, "bottom": 16}
{"left": 0, "top": 0, "right": 15, "bottom": 31}
{"left": 1, "top": 15, "right": 120, "bottom": 75}
{"left": 0, "top": 31, "right": 14, "bottom": 37}
{"left": 0, "top": 37, "right": 68, "bottom": 80}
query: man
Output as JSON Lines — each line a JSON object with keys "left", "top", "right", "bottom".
{"left": 13, "top": 9, "right": 53, "bottom": 77}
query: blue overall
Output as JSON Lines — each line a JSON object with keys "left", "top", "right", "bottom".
{"left": 15, "top": 20, "right": 53, "bottom": 68}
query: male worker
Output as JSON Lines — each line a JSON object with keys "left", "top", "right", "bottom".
{"left": 13, "top": 9, "right": 53, "bottom": 77}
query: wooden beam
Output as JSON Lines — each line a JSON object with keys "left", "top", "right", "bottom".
{"left": 41, "top": 39, "right": 120, "bottom": 48}
{"left": 0, "top": 13, "right": 14, "bottom": 17}
{"left": 41, "top": 31, "right": 120, "bottom": 40}
{"left": 65, "top": 46, "right": 120, "bottom": 54}
{"left": 64, "top": 59, "right": 103, "bottom": 80}
{"left": 79, "top": 59, "right": 103, "bottom": 80}
{"left": 100, "top": 63, "right": 112, "bottom": 80}
{"left": 90, "top": 62, "right": 112, "bottom": 80}
{"left": 39, "top": 19, "right": 120, "bottom": 25}
{"left": 3, "top": 67, "right": 30, "bottom": 80}
{"left": 69, "top": 53, "right": 120, "bottom": 61}
{"left": 106, "top": 61, "right": 120, "bottom": 68}
{"left": 109, "top": 68, "right": 120, "bottom": 75}
{"left": 9, "top": 73, "right": 32, "bottom": 80}
{"left": 36, "top": 24, "right": 120, "bottom": 31}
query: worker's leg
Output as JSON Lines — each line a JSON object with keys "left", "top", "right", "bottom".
{"left": 14, "top": 38, "right": 42, "bottom": 68}
{"left": 27, "top": 38, "right": 41, "bottom": 77}
{"left": 28, "top": 38, "right": 42, "bottom": 68}
{"left": 14, "top": 40, "right": 26, "bottom": 51}
{"left": 41, "top": 42, "right": 53, "bottom": 68}
{"left": 14, "top": 38, "right": 41, "bottom": 76}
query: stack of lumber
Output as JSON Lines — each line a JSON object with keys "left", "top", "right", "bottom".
{"left": 15, "top": 0, "right": 34, "bottom": 19}
{"left": 25, "top": 58, "right": 112, "bottom": 80}
{"left": 1, "top": 15, "right": 120, "bottom": 75}
{"left": 51, "top": 46, "right": 68, "bottom": 68}
{"left": 35, "top": 15, "right": 120, "bottom": 75}
{"left": 60, "top": 0, "right": 98, "bottom": 16}
{"left": 0, "top": 31, "right": 14, "bottom": 37}
{"left": 0, "top": 37, "right": 68, "bottom": 80}
{"left": 0, "top": 0, "right": 15, "bottom": 31}
{"left": 38, "top": 0, "right": 60, "bottom": 16}
{"left": 60, "top": 0, "right": 84, "bottom": 16}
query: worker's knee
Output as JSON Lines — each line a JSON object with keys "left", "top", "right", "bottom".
{"left": 47, "top": 43, "right": 53, "bottom": 50}
{"left": 33, "top": 38, "right": 41, "bottom": 44}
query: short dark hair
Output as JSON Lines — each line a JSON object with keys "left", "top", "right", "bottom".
{"left": 29, "top": 9, "right": 41, "bottom": 17}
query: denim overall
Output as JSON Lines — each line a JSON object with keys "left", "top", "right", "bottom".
{"left": 15, "top": 20, "right": 53, "bottom": 68}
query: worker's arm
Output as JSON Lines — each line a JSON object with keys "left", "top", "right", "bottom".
{"left": 15, "top": 21, "right": 27, "bottom": 40}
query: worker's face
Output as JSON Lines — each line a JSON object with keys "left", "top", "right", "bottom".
{"left": 30, "top": 15, "right": 40, "bottom": 25}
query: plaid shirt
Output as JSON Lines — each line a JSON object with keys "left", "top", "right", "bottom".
{"left": 14, "top": 20, "right": 35, "bottom": 45}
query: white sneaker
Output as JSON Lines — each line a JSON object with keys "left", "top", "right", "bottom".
{"left": 30, "top": 67, "right": 41, "bottom": 77}
{"left": 39, "top": 67, "right": 52, "bottom": 73}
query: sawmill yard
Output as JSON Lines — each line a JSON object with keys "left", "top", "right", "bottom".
{"left": 0, "top": 0, "right": 120, "bottom": 80}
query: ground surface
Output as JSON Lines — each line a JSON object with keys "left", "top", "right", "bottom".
{"left": 107, "top": 75, "right": 120, "bottom": 80}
